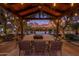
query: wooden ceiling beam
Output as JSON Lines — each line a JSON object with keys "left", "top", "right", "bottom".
{"left": 0, "top": 4, "right": 21, "bottom": 17}
{"left": 19, "top": 5, "right": 62, "bottom": 17}
{"left": 40, "top": 6, "right": 62, "bottom": 16}
{"left": 10, "top": 3, "right": 33, "bottom": 11}
{"left": 1, "top": 3, "right": 78, "bottom": 19}
{"left": 19, "top": 6, "right": 39, "bottom": 16}
{"left": 15, "top": 4, "right": 38, "bottom": 13}
{"left": 24, "top": 18, "right": 53, "bottom": 20}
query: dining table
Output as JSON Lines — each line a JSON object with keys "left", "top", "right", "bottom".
{"left": 23, "top": 34, "right": 56, "bottom": 42}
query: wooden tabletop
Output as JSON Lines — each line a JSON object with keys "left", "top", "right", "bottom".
{"left": 23, "top": 34, "right": 55, "bottom": 41}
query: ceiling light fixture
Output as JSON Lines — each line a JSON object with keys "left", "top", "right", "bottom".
{"left": 54, "top": 3, "right": 56, "bottom": 7}
{"left": 71, "top": 3, "right": 74, "bottom": 7}
{"left": 4, "top": 3, "right": 7, "bottom": 5}
{"left": 38, "top": 6, "right": 42, "bottom": 9}
{"left": 21, "top": 3, "right": 24, "bottom": 5}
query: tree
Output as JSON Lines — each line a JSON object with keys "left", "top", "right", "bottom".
{"left": 71, "top": 23, "right": 79, "bottom": 35}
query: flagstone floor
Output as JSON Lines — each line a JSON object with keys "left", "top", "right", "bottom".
{"left": 0, "top": 35, "right": 79, "bottom": 56}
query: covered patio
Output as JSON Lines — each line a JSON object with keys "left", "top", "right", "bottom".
{"left": 0, "top": 3, "right": 79, "bottom": 56}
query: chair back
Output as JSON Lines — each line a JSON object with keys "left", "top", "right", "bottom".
{"left": 32, "top": 41, "right": 47, "bottom": 51}
{"left": 49, "top": 40, "right": 62, "bottom": 51}
{"left": 19, "top": 41, "right": 31, "bottom": 50}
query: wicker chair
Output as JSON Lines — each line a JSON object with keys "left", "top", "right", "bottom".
{"left": 18, "top": 41, "right": 32, "bottom": 56}
{"left": 49, "top": 40, "right": 63, "bottom": 56}
{"left": 32, "top": 41, "right": 48, "bottom": 56}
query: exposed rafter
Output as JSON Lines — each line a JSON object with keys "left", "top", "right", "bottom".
{"left": 19, "top": 6, "right": 39, "bottom": 16}
{"left": 19, "top": 5, "right": 62, "bottom": 17}
{"left": 40, "top": 6, "right": 62, "bottom": 16}
{"left": 0, "top": 3, "right": 79, "bottom": 19}
{"left": 15, "top": 4, "right": 38, "bottom": 13}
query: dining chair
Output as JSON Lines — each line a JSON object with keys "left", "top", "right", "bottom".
{"left": 18, "top": 41, "right": 32, "bottom": 56}
{"left": 49, "top": 40, "right": 63, "bottom": 56}
{"left": 32, "top": 40, "right": 48, "bottom": 56}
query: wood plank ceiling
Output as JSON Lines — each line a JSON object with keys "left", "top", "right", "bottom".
{"left": 0, "top": 3, "right": 79, "bottom": 19}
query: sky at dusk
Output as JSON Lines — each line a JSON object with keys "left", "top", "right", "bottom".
{"left": 28, "top": 20, "right": 50, "bottom": 25}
